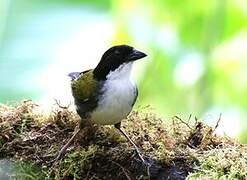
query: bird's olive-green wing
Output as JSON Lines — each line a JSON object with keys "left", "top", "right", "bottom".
{"left": 71, "top": 70, "right": 97, "bottom": 100}
{"left": 70, "top": 70, "right": 99, "bottom": 118}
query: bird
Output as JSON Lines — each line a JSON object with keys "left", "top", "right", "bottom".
{"left": 55, "top": 45, "right": 147, "bottom": 164}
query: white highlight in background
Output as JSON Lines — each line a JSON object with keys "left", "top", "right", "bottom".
{"left": 174, "top": 52, "right": 204, "bottom": 87}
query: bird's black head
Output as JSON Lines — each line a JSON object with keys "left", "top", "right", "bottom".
{"left": 93, "top": 45, "right": 147, "bottom": 80}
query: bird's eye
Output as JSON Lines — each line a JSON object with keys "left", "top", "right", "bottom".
{"left": 114, "top": 50, "right": 121, "bottom": 55}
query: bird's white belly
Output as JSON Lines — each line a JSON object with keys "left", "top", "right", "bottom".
{"left": 90, "top": 79, "right": 136, "bottom": 125}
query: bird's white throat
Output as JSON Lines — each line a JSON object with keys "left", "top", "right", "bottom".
{"left": 106, "top": 62, "right": 133, "bottom": 80}
{"left": 90, "top": 62, "right": 136, "bottom": 125}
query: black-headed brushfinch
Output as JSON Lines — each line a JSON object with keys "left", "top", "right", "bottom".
{"left": 55, "top": 45, "right": 147, "bottom": 164}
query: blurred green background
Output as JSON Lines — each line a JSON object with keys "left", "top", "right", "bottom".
{"left": 0, "top": 0, "right": 247, "bottom": 142}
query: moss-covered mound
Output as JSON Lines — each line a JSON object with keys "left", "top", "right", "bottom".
{"left": 0, "top": 101, "right": 247, "bottom": 179}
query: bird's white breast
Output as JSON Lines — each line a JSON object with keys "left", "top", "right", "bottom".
{"left": 90, "top": 62, "right": 136, "bottom": 125}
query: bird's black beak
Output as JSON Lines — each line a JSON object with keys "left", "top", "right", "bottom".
{"left": 127, "top": 49, "right": 147, "bottom": 61}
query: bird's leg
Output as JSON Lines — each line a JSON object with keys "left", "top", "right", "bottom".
{"left": 114, "top": 122, "right": 148, "bottom": 165}
{"left": 54, "top": 127, "right": 81, "bottom": 161}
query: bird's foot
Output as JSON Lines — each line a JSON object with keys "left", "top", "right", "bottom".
{"left": 49, "top": 143, "right": 70, "bottom": 164}
{"left": 133, "top": 145, "right": 150, "bottom": 167}
{"left": 51, "top": 128, "right": 81, "bottom": 163}
{"left": 54, "top": 146, "right": 67, "bottom": 162}
{"left": 133, "top": 147, "right": 152, "bottom": 179}
{"left": 114, "top": 124, "right": 151, "bottom": 167}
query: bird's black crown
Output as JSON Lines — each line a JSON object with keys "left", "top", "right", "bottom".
{"left": 93, "top": 45, "right": 146, "bottom": 80}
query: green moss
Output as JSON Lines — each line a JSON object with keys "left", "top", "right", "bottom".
{"left": 1, "top": 101, "right": 247, "bottom": 179}
{"left": 55, "top": 145, "right": 98, "bottom": 179}
{"left": 188, "top": 147, "right": 247, "bottom": 179}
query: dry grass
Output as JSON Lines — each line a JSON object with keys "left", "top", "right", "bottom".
{"left": 0, "top": 101, "right": 247, "bottom": 179}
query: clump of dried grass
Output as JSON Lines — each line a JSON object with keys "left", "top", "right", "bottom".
{"left": 0, "top": 101, "right": 246, "bottom": 179}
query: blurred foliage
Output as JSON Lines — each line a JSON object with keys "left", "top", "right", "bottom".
{"left": 0, "top": 0, "right": 247, "bottom": 142}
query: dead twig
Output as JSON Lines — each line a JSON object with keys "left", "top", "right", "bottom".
{"left": 195, "top": 116, "right": 198, "bottom": 125}
{"left": 54, "top": 99, "right": 71, "bottom": 109}
{"left": 187, "top": 114, "right": 192, "bottom": 123}
{"left": 213, "top": 113, "right": 222, "bottom": 133}
{"left": 174, "top": 116, "right": 193, "bottom": 130}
